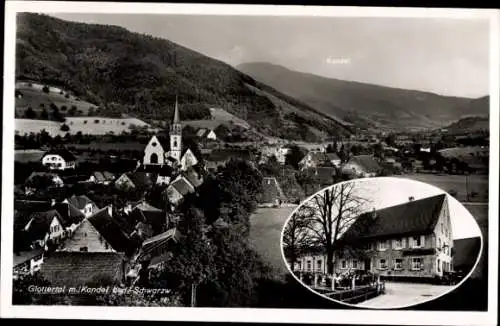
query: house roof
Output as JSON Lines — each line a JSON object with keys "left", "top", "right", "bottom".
{"left": 128, "top": 171, "right": 154, "bottom": 189}
{"left": 131, "top": 203, "right": 165, "bottom": 231}
{"left": 102, "top": 171, "right": 115, "bottom": 180}
{"left": 13, "top": 247, "right": 44, "bottom": 267}
{"left": 87, "top": 207, "right": 133, "bottom": 253}
{"left": 15, "top": 149, "right": 45, "bottom": 163}
{"left": 183, "top": 169, "right": 204, "bottom": 188}
{"left": 260, "top": 177, "right": 286, "bottom": 204}
{"left": 93, "top": 172, "right": 106, "bottom": 182}
{"left": 348, "top": 155, "right": 381, "bottom": 173}
{"left": 453, "top": 237, "right": 481, "bottom": 270}
{"left": 325, "top": 153, "right": 340, "bottom": 161}
{"left": 171, "top": 177, "right": 194, "bottom": 196}
{"left": 43, "top": 148, "right": 76, "bottom": 162}
{"left": 40, "top": 251, "right": 124, "bottom": 286}
{"left": 139, "top": 228, "right": 179, "bottom": 261}
{"left": 340, "top": 194, "right": 447, "bottom": 243}
{"left": 196, "top": 128, "right": 208, "bottom": 137}
{"left": 25, "top": 209, "right": 64, "bottom": 240}
{"left": 305, "top": 167, "right": 338, "bottom": 185}
{"left": 53, "top": 202, "right": 85, "bottom": 226}
{"left": 67, "top": 195, "right": 95, "bottom": 210}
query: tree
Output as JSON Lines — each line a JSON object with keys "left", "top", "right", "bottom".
{"left": 285, "top": 145, "right": 305, "bottom": 169}
{"left": 385, "top": 133, "right": 396, "bottom": 147}
{"left": 282, "top": 205, "right": 315, "bottom": 269}
{"left": 24, "top": 107, "right": 36, "bottom": 119}
{"left": 42, "top": 85, "right": 50, "bottom": 93}
{"left": 302, "top": 182, "right": 367, "bottom": 275}
{"left": 40, "top": 108, "right": 49, "bottom": 120}
{"left": 60, "top": 124, "right": 70, "bottom": 132}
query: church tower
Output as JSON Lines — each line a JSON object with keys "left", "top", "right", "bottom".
{"left": 169, "top": 96, "right": 182, "bottom": 162}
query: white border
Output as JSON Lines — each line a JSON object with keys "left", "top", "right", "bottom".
{"left": 279, "top": 177, "right": 485, "bottom": 310}
{"left": 2, "top": 2, "right": 499, "bottom": 325}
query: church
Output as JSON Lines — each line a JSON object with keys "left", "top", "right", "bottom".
{"left": 142, "top": 97, "right": 199, "bottom": 171}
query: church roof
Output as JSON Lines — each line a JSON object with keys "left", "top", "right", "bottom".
{"left": 173, "top": 96, "right": 180, "bottom": 124}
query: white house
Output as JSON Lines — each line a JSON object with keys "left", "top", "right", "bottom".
{"left": 13, "top": 248, "right": 45, "bottom": 279}
{"left": 41, "top": 149, "right": 77, "bottom": 170}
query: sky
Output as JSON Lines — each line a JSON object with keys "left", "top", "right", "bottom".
{"left": 49, "top": 13, "right": 490, "bottom": 98}
{"left": 311, "top": 177, "right": 482, "bottom": 240}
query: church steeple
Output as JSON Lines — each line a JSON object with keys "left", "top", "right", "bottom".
{"left": 173, "top": 95, "right": 180, "bottom": 124}
{"left": 169, "top": 95, "right": 182, "bottom": 162}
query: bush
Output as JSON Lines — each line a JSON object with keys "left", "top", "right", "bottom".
{"left": 94, "top": 119, "right": 100, "bottom": 124}
{"left": 42, "top": 85, "right": 50, "bottom": 93}
{"left": 83, "top": 120, "right": 88, "bottom": 124}
{"left": 65, "top": 93, "right": 70, "bottom": 98}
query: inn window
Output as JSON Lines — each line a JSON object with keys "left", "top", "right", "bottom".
{"left": 394, "top": 259, "right": 403, "bottom": 270}
{"left": 341, "top": 260, "right": 347, "bottom": 269}
{"left": 317, "top": 260, "right": 322, "bottom": 270}
{"left": 352, "top": 260, "right": 358, "bottom": 269}
{"left": 379, "top": 259, "right": 388, "bottom": 270}
{"left": 393, "top": 238, "right": 404, "bottom": 249}
{"left": 437, "top": 259, "right": 441, "bottom": 272}
{"left": 378, "top": 240, "right": 389, "bottom": 251}
{"left": 307, "top": 260, "right": 312, "bottom": 271}
{"left": 297, "top": 261, "right": 302, "bottom": 270}
{"left": 412, "top": 258, "right": 423, "bottom": 270}
{"left": 412, "top": 236, "right": 424, "bottom": 248}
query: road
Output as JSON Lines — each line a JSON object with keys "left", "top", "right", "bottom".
{"left": 356, "top": 282, "right": 453, "bottom": 309}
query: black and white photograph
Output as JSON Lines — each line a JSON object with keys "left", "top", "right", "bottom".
{"left": 1, "top": 2, "right": 498, "bottom": 324}
{"left": 282, "top": 177, "right": 483, "bottom": 309}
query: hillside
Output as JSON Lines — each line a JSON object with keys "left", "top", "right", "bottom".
{"left": 443, "top": 115, "right": 489, "bottom": 134}
{"left": 15, "top": 13, "right": 352, "bottom": 142}
{"left": 237, "top": 62, "right": 489, "bottom": 131}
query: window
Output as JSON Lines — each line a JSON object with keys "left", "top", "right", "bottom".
{"left": 412, "top": 258, "right": 423, "bottom": 270}
{"left": 411, "top": 236, "right": 424, "bottom": 248}
{"left": 352, "top": 260, "right": 358, "bottom": 269}
{"left": 437, "top": 259, "right": 441, "bottom": 272}
{"left": 341, "top": 260, "right": 347, "bottom": 269}
{"left": 394, "top": 259, "right": 403, "bottom": 270}
{"left": 378, "top": 240, "right": 389, "bottom": 251}
{"left": 80, "top": 246, "right": 88, "bottom": 252}
{"left": 307, "top": 260, "right": 312, "bottom": 271}
{"left": 393, "top": 238, "right": 404, "bottom": 249}
{"left": 379, "top": 259, "right": 388, "bottom": 269}
{"left": 362, "top": 242, "right": 372, "bottom": 250}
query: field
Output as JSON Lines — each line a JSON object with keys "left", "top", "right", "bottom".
{"left": 15, "top": 117, "right": 155, "bottom": 136}
{"left": 438, "top": 146, "right": 489, "bottom": 158}
{"left": 249, "top": 206, "right": 297, "bottom": 277}
{"left": 398, "top": 173, "right": 489, "bottom": 203}
{"left": 15, "top": 82, "right": 97, "bottom": 116}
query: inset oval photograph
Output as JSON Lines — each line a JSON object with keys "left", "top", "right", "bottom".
{"left": 281, "top": 177, "right": 483, "bottom": 309}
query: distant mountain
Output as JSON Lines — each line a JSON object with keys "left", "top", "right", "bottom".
{"left": 237, "top": 62, "right": 489, "bottom": 131}
{"left": 15, "top": 13, "right": 352, "bottom": 142}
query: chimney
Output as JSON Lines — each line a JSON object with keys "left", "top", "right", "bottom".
{"left": 409, "top": 196, "right": 415, "bottom": 201}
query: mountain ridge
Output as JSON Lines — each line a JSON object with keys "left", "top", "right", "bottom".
{"left": 237, "top": 62, "right": 489, "bottom": 131}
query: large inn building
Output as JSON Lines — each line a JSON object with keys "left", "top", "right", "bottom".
{"left": 294, "top": 194, "right": 454, "bottom": 281}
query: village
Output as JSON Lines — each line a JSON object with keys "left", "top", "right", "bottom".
{"left": 13, "top": 89, "right": 489, "bottom": 307}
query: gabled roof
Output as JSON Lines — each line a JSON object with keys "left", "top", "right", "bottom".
{"left": 87, "top": 207, "right": 133, "bottom": 253}
{"left": 130, "top": 202, "right": 165, "bottom": 232}
{"left": 67, "top": 195, "right": 95, "bottom": 210}
{"left": 453, "top": 237, "right": 481, "bottom": 270}
{"left": 13, "top": 248, "right": 44, "bottom": 267}
{"left": 305, "top": 166, "right": 338, "bottom": 185}
{"left": 171, "top": 177, "right": 195, "bottom": 196}
{"left": 40, "top": 251, "right": 124, "bottom": 286}
{"left": 25, "top": 209, "right": 64, "bottom": 240}
{"left": 53, "top": 202, "right": 85, "bottom": 227}
{"left": 139, "top": 228, "right": 179, "bottom": 261}
{"left": 183, "top": 168, "right": 204, "bottom": 188}
{"left": 325, "top": 152, "right": 340, "bottom": 161}
{"left": 43, "top": 148, "right": 76, "bottom": 162}
{"left": 196, "top": 128, "right": 208, "bottom": 137}
{"left": 340, "top": 194, "right": 447, "bottom": 243}
{"left": 15, "top": 149, "right": 45, "bottom": 163}
{"left": 102, "top": 171, "right": 115, "bottom": 180}
{"left": 348, "top": 155, "right": 381, "bottom": 173}
{"left": 260, "top": 177, "right": 286, "bottom": 203}
{"left": 93, "top": 172, "right": 106, "bottom": 182}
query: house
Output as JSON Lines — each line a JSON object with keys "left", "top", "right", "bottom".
{"left": 58, "top": 206, "right": 135, "bottom": 255}
{"left": 259, "top": 177, "right": 286, "bottom": 207}
{"left": 115, "top": 172, "right": 153, "bottom": 191}
{"left": 64, "top": 195, "right": 98, "bottom": 218}
{"left": 163, "top": 177, "right": 195, "bottom": 206}
{"left": 15, "top": 209, "right": 66, "bottom": 249}
{"left": 24, "top": 172, "right": 64, "bottom": 193}
{"left": 341, "top": 155, "right": 381, "bottom": 178}
{"left": 88, "top": 171, "right": 115, "bottom": 185}
{"left": 127, "top": 201, "right": 166, "bottom": 235}
{"left": 260, "top": 146, "right": 291, "bottom": 165}
{"left": 115, "top": 173, "right": 136, "bottom": 190}
{"left": 196, "top": 128, "right": 217, "bottom": 140}
{"left": 291, "top": 246, "right": 328, "bottom": 275}
{"left": 298, "top": 151, "right": 340, "bottom": 170}
{"left": 136, "top": 228, "right": 180, "bottom": 268}
{"left": 40, "top": 251, "right": 128, "bottom": 287}
{"left": 333, "top": 194, "right": 453, "bottom": 281}
{"left": 180, "top": 148, "right": 199, "bottom": 171}
{"left": 13, "top": 248, "right": 45, "bottom": 278}
{"left": 41, "top": 148, "right": 77, "bottom": 170}
{"left": 304, "top": 166, "right": 338, "bottom": 186}
{"left": 53, "top": 202, "right": 86, "bottom": 234}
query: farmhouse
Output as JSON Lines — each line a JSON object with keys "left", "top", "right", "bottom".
{"left": 298, "top": 151, "right": 340, "bottom": 170}
{"left": 13, "top": 248, "right": 45, "bottom": 278}
{"left": 41, "top": 148, "right": 77, "bottom": 170}
{"left": 14, "top": 209, "right": 66, "bottom": 249}
{"left": 334, "top": 194, "right": 454, "bottom": 281}
{"left": 196, "top": 128, "right": 217, "bottom": 140}
{"left": 341, "top": 155, "right": 381, "bottom": 178}
{"left": 260, "top": 145, "right": 291, "bottom": 165}
{"left": 63, "top": 195, "right": 98, "bottom": 218}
